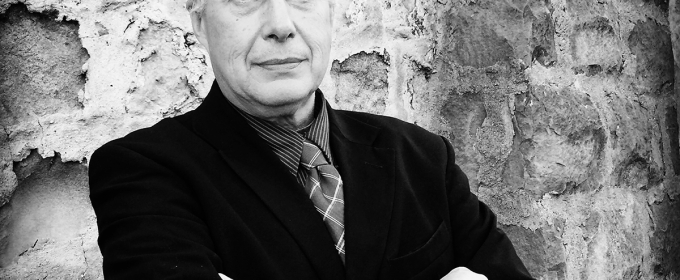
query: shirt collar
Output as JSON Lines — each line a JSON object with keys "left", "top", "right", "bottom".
{"left": 229, "top": 90, "right": 333, "bottom": 176}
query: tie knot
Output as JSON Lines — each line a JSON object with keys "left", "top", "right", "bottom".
{"left": 300, "top": 141, "right": 330, "bottom": 169}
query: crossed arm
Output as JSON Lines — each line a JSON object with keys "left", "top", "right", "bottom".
{"left": 218, "top": 268, "right": 487, "bottom": 280}
{"left": 89, "top": 133, "right": 530, "bottom": 279}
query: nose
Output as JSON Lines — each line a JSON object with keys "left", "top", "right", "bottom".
{"left": 262, "top": 0, "right": 296, "bottom": 42}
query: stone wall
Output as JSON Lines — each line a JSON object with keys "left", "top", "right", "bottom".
{"left": 0, "top": 0, "right": 678, "bottom": 279}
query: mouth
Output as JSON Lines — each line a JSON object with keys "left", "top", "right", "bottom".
{"left": 258, "top": 57, "right": 305, "bottom": 65}
{"left": 254, "top": 57, "right": 306, "bottom": 70}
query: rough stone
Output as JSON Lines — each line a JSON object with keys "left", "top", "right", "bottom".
{"left": 331, "top": 51, "right": 389, "bottom": 115}
{"left": 443, "top": 13, "right": 514, "bottom": 68}
{"left": 0, "top": 150, "right": 101, "bottom": 279}
{"left": 530, "top": 3, "right": 557, "bottom": 67}
{"left": 665, "top": 106, "right": 680, "bottom": 175}
{"left": 649, "top": 198, "right": 680, "bottom": 277}
{"left": 129, "top": 21, "right": 203, "bottom": 118}
{"left": 510, "top": 86, "right": 605, "bottom": 197}
{"left": 0, "top": 2, "right": 90, "bottom": 209}
{"left": 0, "top": 3, "right": 88, "bottom": 128}
{"left": 501, "top": 224, "right": 567, "bottom": 279}
{"left": 570, "top": 17, "right": 624, "bottom": 73}
{"left": 0, "top": 130, "right": 17, "bottom": 207}
{"left": 628, "top": 18, "right": 674, "bottom": 94}
{"left": 647, "top": 0, "right": 670, "bottom": 11}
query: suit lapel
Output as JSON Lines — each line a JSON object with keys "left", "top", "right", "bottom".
{"left": 191, "top": 83, "right": 345, "bottom": 280}
{"left": 327, "top": 107, "right": 395, "bottom": 280}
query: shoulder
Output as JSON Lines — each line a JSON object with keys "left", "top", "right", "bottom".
{"left": 333, "top": 109, "right": 444, "bottom": 142}
{"left": 333, "top": 110, "right": 449, "bottom": 154}
{"left": 107, "top": 115, "right": 189, "bottom": 146}
{"left": 91, "top": 111, "right": 202, "bottom": 164}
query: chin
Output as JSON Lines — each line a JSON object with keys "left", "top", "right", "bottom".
{"left": 254, "top": 80, "right": 316, "bottom": 107}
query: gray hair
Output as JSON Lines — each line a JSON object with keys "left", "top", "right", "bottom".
{"left": 185, "top": 0, "right": 206, "bottom": 14}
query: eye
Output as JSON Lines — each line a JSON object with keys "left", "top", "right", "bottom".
{"left": 288, "top": 0, "right": 315, "bottom": 8}
{"left": 230, "top": 0, "right": 259, "bottom": 7}
{"left": 226, "top": 0, "right": 264, "bottom": 12}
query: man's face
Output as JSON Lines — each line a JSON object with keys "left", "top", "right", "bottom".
{"left": 192, "top": 0, "right": 333, "bottom": 117}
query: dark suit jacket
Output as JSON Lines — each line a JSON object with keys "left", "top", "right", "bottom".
{"left": 89, "top": 82, "right": 532, "bottom": 280}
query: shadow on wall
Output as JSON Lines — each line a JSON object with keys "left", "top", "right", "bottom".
{"left": 0, "top": 3, "right": 88, "bottom": 127}
{"left": 0, "top": 150, "right": 101, "bottom": 279}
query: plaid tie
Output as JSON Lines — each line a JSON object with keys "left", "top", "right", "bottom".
{"left": 300, "top": 140, "right": 346, "bottom": 263}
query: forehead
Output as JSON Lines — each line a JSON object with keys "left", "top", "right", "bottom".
{"left": 201, "top": 0, "right": 335, "bottom": 8}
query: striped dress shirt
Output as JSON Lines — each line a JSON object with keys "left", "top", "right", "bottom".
{"left": 229, "top": 92, "right": 335, "bottom": 190}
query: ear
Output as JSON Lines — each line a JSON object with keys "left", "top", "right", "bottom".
{"left": 190, "top": 11, "right": 210, "bottom": 52}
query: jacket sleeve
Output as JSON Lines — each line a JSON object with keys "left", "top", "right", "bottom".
{"left": 441, "top": 136, "right": 534, "bottom": 280}
{"left": 89, "top": 141, "right": 223, "bottom": 280}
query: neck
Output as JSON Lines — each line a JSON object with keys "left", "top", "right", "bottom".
{"left": 224, "top": 90, "right": 317, "bottom": 131}
{"left": 262, "top": 98, "right": 316, "bottom": 130}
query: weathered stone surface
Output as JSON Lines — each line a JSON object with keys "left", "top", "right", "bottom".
{"left": 444, "top": 13, "right": 514, "bottom": 68}
{"left": 0, "top": 151, "right": 101, "bottom": 279}
{"left": 0, "top": 131, "right": 16, "bottom": 207}
{"left": 664, "top": 106, "right": 680, "bottom": 175}
{"left": 501, "top": 224, "right": 567, "bottom": 279}
{"left": 530, "top": 3, "right": 557, "bottom": 67}
{"left": 649, "top": 197, "right": 680, "bottom": 277}
{"left": 0, "top": 2, "right": 89, "bottom": 207}
{"left": 129, "top": 21, "right": 203, "bottom": 118}
{"left": 0, "top": 4, "right": 88, "bottom": 127}
{"left": 331, "top": 51, "right": 389, "bottom": 115}
{"left": 511, "top": 86, "right": 605, "bottom": 197}
{"left": 570, "top": 17, "right": 624, "bottom": 74}
{"left": 628, "top": 18, "right": 674, "bottom": 93}
{"left": 409, "top": 0, "right": 679, "bottom": 278}
{"left": 647, "top": 0, "right": 670, "bottom": 11}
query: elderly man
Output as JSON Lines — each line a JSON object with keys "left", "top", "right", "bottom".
{"left": 88, "top": 0, "right": 533, "bottom": 279}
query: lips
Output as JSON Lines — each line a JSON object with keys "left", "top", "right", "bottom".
{"left": 257, "top": 57, "right": 304, "bottom": 65}
{"left": 254, "top": 57, "right": 306, "bottom": 71}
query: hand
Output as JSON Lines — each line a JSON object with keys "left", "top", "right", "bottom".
{"left": 218, "top": 273, "right": 233, "bottom": 280}
{"left": 441, "top": 267, "right": 488, "bottom": 280}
